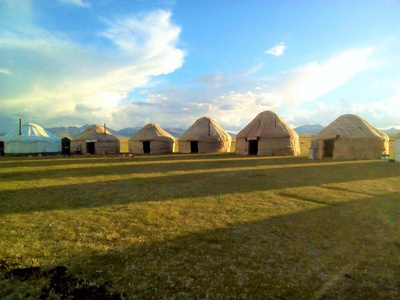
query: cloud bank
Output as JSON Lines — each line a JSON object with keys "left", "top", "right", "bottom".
{"left": 124, "top": 47, "right": 388, "bottom": 131}
{"left": 0, "top": 5, "right": 184, "bottom": 129}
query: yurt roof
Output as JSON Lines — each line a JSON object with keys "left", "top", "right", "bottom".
{"left": 2, "top": 123, "right": 61, "bottom": 142}
{"left": 179, "top": 117, "right": 231, "bottom": 142}
{"left": 236, "top": 111, "right": 298, "bottom": 139}
{"left": 312, "top": 114, "right": 389, "bottom": 141}
{"left": 129, "top": 123, "right": 174, "bottom": 142}
{"left": 72, "top": 124, "right": 119, "bottom": 142}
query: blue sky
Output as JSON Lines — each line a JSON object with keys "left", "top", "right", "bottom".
{"left": 0, "top": 0, "right": 399, "bottom": 133}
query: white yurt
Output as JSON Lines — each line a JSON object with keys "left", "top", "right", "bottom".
{"left": 236, "top": 111, "right": 300, "bottom": 156}
{"left": 394, "top": 132, "right": 400, "bottom": 162}
{"left": 2, "top": 122, "right": 61, "bottom": 155}
{"left": 311, "top": 114, "right": 389, "bottom": 160}
{"left": 129, "top": 123, "right": 175, "bottom": 154}
{"left": 178, "top": 117, "right": 231, "bottom": 153}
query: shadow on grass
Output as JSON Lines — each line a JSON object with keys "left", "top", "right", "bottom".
{"left": 50, "top": 192, "right": 399, "bottom": 299}
{"left": 0, "top": 157, "right": 399, "bottom": 215}
{"left": 0, "top": 155, "right": 312, "bottom": 181}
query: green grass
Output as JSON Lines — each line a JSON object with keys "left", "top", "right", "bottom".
{"left": 0, "top": 153, "right": 399, "bottom": 299}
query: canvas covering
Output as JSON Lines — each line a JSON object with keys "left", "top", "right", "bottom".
{"left": 129, "top": 123, "right": 175, "bottom": 154}
{"left": 179, "top": 117, "right": 231, "bottom": 153}
{"left": 1, "top": 122, "right": 61, "bottom": 154}
{"left": 311, "top": 114, "right": 389, "bottom": 160}
{"left": 71, "top": 124, "right": 120, "bottom": 154}
{"left": 394, "top": 132, "right": 400, "bottom": 162}
{"left": 236, "top": 111, "right": 300, "bottom": 156}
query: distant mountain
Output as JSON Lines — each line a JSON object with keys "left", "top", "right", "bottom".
{"left": 228, "top": 132, "right": 237, "bottom": 137}
{"left": 46, "top": 125, "right": 187, "bottom": 138}
{"left": 162, "top": 127, "right": 185, "bottom": 137}
{"left": 46, "top": 126, "right": 86, "bottom": 139}
{"left": 294, "top": 124, "right": 324, "bottom": 135}
{"left": 382, "top": 127, "right": 400, "bottom": 134}
{"left": 114, "top": 127, "right": 142, "bottom": 137}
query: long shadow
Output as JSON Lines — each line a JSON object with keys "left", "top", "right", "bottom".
{"left": 0, "top": 155, "right": 392, "bottom": 183}
{"left": 1, "top": 159, "right": 399, "bottom": 215}
{"left": 0, "top": 156, "right": 314, "bottom": 181}
{"left": 0, "top": 153, "right": 242, "bottom": 167}
{"left": 35, "top": 192, "right": 400, "bottom": 299}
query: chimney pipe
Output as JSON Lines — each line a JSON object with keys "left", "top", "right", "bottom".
{"left": 104, "top": 123, "right": 106, "bottom": 134}
{"left": 19, "top": 119, "right": 22, "bottom": 136}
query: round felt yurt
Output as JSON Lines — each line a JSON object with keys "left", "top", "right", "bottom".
{"left": 310, "top": 114, "right": 389, "bottom": 160}
{"left": 129, "top": 123, "right": 175, "bottom": 154}
{"left": 1, "top": 122, "right": 61, "bottom": 155}
{"left": 236, "top": 111, "right": 300, "bottom": 156}
{"left": 178, "top": 117, "right": 231, "bottom": 153}
{"left": 394, "top": 132, "right": 400, "bottom": 162}
{"left": 71, "top": 124, "right": 120, "bottom": 154}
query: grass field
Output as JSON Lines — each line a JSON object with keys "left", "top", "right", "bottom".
{"left": 0, "top": 137, "right": 399, "bottom": 299}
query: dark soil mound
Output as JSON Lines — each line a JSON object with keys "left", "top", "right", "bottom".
{"left": 1, "top": 260, "right": 123, "bottom": 299}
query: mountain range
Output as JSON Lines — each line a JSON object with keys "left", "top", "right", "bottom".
{"left": 44, "top": 123, "right": 377, "bottom": 139}
{"left": 45, "top": 124, "right": 400, "bottom": 139}
{"left": 45, "top": 125, "right": 188, "bottom": 139}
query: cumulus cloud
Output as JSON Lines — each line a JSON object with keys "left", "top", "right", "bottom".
{"left": 266, "top": 42, "right": 287, "bottom": 56}
{"left": 0, "top": 7, "right": 184, "bottom": 128}
{"left": 125, "top": 47, "right": 376, "bottom": 131}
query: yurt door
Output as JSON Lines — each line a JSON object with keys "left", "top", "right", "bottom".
{"left": 190, "top": 141, "right": 198, "bottom": 153}
{"left": 86, "top": 142, "right": 96, "bottom": 154}
{"left": 143, "top": 141, "right": 151, "bottom": 153}
{"left": 62, "top": 138, "right": 71, "bottom": 155}
{"left": 0, "top": 141, "right": 4, "bottom": 156}
{"left": 249, "top": 140, "right": 258, "bottom": 155}
{"left": 323, "top": 139, "right": 334, "bottom": 158}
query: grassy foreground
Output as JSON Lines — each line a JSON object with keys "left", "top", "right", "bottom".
{"left": 0, "top": 152, "right": 399, "bottom": 299}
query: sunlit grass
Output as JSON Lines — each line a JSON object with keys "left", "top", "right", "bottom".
{"left": 0, "top": 142, "right": 399, "bottom": 298}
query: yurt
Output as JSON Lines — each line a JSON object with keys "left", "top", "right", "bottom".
{"left": 179, "top": 117, "right": 231, "bottom": 153}
{"left": 71, "top": 124, "right": 120, "bottom": 154}
{"left": 310, "top": 114, "right": 389, "bottom": 160}
{"left": 129, "top": 123, "right": 175, "bottom": 154}
{"left": 394, "top": 132, "right": 400, "bottom": 162}
{"left": 1, "top": 122, "right": 61, "bottom": 155}
{"left": 236, "top": 111, "right": 300, "bottom": 156}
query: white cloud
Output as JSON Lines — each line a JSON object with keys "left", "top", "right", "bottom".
{"left": 0, "top": 68, "right": 12, "bottom": 75}
{"left": 284, "top": 84, "right": 400, "bottom": 129}
{"left": 266, "top": 42, "right": 287, "bottom": 56}
{"left": 125, "top": 47, "right": 375, "bottom": 131}
{"left": 58, "top": 0, "right": 90, "bottom": 8}
{"left": 0, "top": 9, "right": 184, "bottom": 129}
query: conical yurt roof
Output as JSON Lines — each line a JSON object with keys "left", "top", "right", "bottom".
{"left": 73, "top": 124, "right": 119, "bottom": 142}
{"left": 129, "top": 123, "right": 174, "bottom": 142}
{"left": 2, "top": 122, "right": 61, "bottom": 143}
{"left": 179, "top": 117, "right": 231, "bottom": 142}
{"left": 312, "top": 114, "right": 389, "bottom": 141}
{"left": 237, "top": 111, "right": 298, "bottom": 139}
